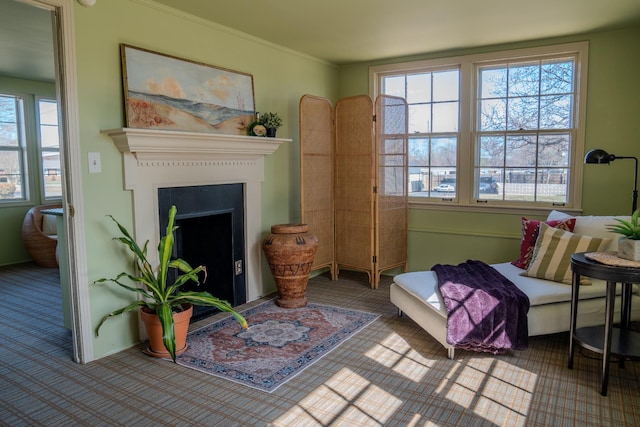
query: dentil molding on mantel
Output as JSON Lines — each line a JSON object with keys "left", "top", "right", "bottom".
{"left": 100, "top": 128, "right": 291, "bottom": 158}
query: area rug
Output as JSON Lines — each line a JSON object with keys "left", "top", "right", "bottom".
{"left": 176, "top": 299, "right": 379, "bottom": 392}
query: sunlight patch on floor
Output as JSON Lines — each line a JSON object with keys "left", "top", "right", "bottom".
{"left": 435, "top": 358, "right": 536, "bottom": 426}
{"left": 364, "top": 332, "right": 435, "bottom": 382}
{"left": 272, "top": 367, "right": 402, "bottom": 426}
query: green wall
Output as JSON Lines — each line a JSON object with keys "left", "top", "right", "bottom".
{"left": 337, "top": 25, "right": 640, "bottom": 269}
{"left": 72, "top": 0, "right": 338, "bottom": 358}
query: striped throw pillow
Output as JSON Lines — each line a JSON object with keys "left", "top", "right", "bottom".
{"left": 521, "top": 223, "right": 611, "bottom": 284}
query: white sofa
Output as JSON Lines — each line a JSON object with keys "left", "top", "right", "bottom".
{"left": 390, "top": 211, "right": 640, "bottom": 359}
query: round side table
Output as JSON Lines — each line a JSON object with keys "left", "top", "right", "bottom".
{"left": 568, "top": 252, "right": 640, "bottom": 396}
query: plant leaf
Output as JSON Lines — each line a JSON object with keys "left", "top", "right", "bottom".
{"left": 157, "top": 303, "right": 177, "bottom": 362}
{"left": 95, "top": 299, "right": 148, "bottom": 336}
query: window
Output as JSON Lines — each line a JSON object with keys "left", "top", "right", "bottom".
{"left": 0, "top": 94, "right": 27, "bottom": 201}
{"left": 0, "top": 93, "right": 62, "bottom": 204}
{"left": 37, "top": 98, "right": 61, "bottom": 200}
{"left": 371, "top": 42, "right": 588, "bottom": 210}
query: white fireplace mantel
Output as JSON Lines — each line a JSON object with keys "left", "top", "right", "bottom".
{"left": 102, "top": 127, "right": 288, "bottom": 159}
{"left": 101, "top": 127, "right": 290, "bottom": 302}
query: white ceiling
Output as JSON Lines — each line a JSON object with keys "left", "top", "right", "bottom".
{"left": 2, "top": 0, "right": 640, "bottom": 83}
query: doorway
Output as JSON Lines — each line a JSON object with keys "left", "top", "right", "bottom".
{"left": 0, "top": 0, "right": 89, "bottom": 363}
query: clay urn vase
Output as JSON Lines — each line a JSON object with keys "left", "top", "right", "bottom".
{"left": 262, "top": 224, "right": 319, "bottom": 308}
{"left": 140, "top": 303, "right": 193, "bottom": 358}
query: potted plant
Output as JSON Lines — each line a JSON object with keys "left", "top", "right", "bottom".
{"left": 607, "top": 209, "right": 640, "bottom": 261}
{"left": 259, "top": 112, "right": 283, "bottom": 137}
{"left": 95, "top": 205, "right": 248, "bottom": 362}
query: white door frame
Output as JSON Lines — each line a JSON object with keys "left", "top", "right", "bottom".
{"left": 20, "top": 0, "right": 93, "bottom": 363}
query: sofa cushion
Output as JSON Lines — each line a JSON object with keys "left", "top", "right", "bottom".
{"left": 547, "top": 210, "right": 629, "bottom": 252}
{"left": 521, "top": 223, "right": 611, "bottom": 285}
{"left": 512, "top": 217, "right": 576, "bottom": 269}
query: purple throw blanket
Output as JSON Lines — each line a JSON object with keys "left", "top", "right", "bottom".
{"left": 432, "top": 260, "right": 530, "bottom": 354}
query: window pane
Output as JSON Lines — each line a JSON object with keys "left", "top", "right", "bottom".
{"left": 0, "top": 96, "right": 19, "bottom": 147}
{"left": 38, "top": 99, "right": 61, "bottom": 199}
{"left": 408, "top": 104, "right": 430, "bottom": 133}
{"left": 541, "top": 60, "right": 573, "bottom": 95}
{"left": 383, "top": 76, "right": 405, "bottom": 98}
{"left": 535, "top": 168, "right": 568, "bottom": 203}
{"left": 540, "top": 94, "right": 572, "bottom": 129}
{"left": 506, "top": 135, "right": 537, "bottom": 167}
{"left": 408, "top": 138, "right": 428, "bottom": 195}
{"left": 508, "top": 62, "right": 540, "bottom": 96}
{"left": 538, "top": 134, "right": 570, "bottom": 167}
{"left": 479, "top": 136, "right": 504, "bottom": 167}
{"left": 0, "top": 151, "right": 23, "bottom": 200}
{"left": 432, "top": 167, "right": 456, "bottom": 197}
{"left": 475, "top": 169, "right": 502, "bottom": 198}
{"left": 0, "top": 123, "right": 18, "bottom": 147}
{"left": 507, "top": 96, "right": 539, "bottom": 130}
{"left": 479, "top": 67, "right": 507, "bottom": 98}
{"left": 479, "top": 99, "right": 506, "bottom": 131}
{"left": 0, "top": 95, "right": 25, "bottom": 201}
{"left": 431, "top": 137, "right": 457, "bottom": 167}
{"left": 409, "top": 138, "right": 429, "bottom": 166}
{"left": 432, "top": 101, "right": 459, "bottom": 132}
{"left": 433, "top": 70, "right": 458, "bottom": 102}
{"left": 406, "top": 74, "right": 430, "bottom": 103}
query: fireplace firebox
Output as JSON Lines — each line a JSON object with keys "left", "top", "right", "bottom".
{"left": 158, "top": 183, "right": 246, "bottom": 321}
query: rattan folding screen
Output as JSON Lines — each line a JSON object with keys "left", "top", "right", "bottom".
{"left": 300, "top": 94, "right": 408, "bottom": 289}
{"left": 299, "top": 95, "right": 336, "bottom": 279}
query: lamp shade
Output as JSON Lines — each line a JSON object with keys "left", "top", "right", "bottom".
{"left": 584, "top": 149, "right": 615, "bottom": 164}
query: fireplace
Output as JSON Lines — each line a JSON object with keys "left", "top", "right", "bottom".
{"left": 158, "top": 183, "right": 245, "bottom": 321}
{"left": 102, "top": 128, "right": 287, "bottom": 316}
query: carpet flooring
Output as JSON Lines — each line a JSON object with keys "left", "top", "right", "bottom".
{"left": 1, "top": 263, "right": 639, "bottom": 426}
{"left": 176, "top": 300, "right": 379, "bottom": 392}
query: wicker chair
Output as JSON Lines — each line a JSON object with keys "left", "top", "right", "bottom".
{"left": 21, "top": 204, "right": 61, "bottom": 268}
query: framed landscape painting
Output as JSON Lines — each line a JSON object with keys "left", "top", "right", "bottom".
{"left": 120, "top": 44, "right": 255, "bottom": 136}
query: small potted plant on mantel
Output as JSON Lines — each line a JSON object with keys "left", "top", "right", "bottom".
{"left": 259, "top": 112, "right": 283, "bottom": 138}
{"left": 607, "top": 209, "right": 640, "bottom": 261}
{"left": 95, "top": 205, "right": 247, "bottom": 362}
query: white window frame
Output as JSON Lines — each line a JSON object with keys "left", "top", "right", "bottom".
{"left": 370, "top": 42, "right": 589, "bottom": 213}
{"left": 35, "top": 96, "right": 62, "bottom": 202}
{"left": 0, "top": 93, "right": 29, "bottom": 204}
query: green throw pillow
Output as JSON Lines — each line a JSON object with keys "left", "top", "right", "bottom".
{"left": 522, "top": 223, "right": 611, "bottom": 285}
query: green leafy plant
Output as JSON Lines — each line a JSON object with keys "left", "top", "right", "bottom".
{"left": 259, "top": 112, "right": 283, "bottom": 129}
{"left": 95, "top": 205, "right": 247, "bottom": 362}
{"left": 607, "top": 209, "right": 640, "bottom": 240}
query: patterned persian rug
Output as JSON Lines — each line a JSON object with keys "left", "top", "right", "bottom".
{"left": 176, "top": 299, "right": 379, "bottom": 392}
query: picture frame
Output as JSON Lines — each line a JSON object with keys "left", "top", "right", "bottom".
{"left": 120, "top": 44, "right": 255, "bottom": 136}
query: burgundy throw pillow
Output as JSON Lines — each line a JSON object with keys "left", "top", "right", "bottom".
{"left": 511, "top": 217, "right": 576, "bottom": 269}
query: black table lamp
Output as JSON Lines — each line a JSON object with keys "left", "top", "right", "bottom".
{"left": 584, "top": 148, "right": 638, "bottom": 214}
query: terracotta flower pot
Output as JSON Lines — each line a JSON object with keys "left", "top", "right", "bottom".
{"left": 262, "top": 224, "right": 318, "bottom": 308}
{"left": 140, "top": 303, "right": 193, "bottom": 358}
